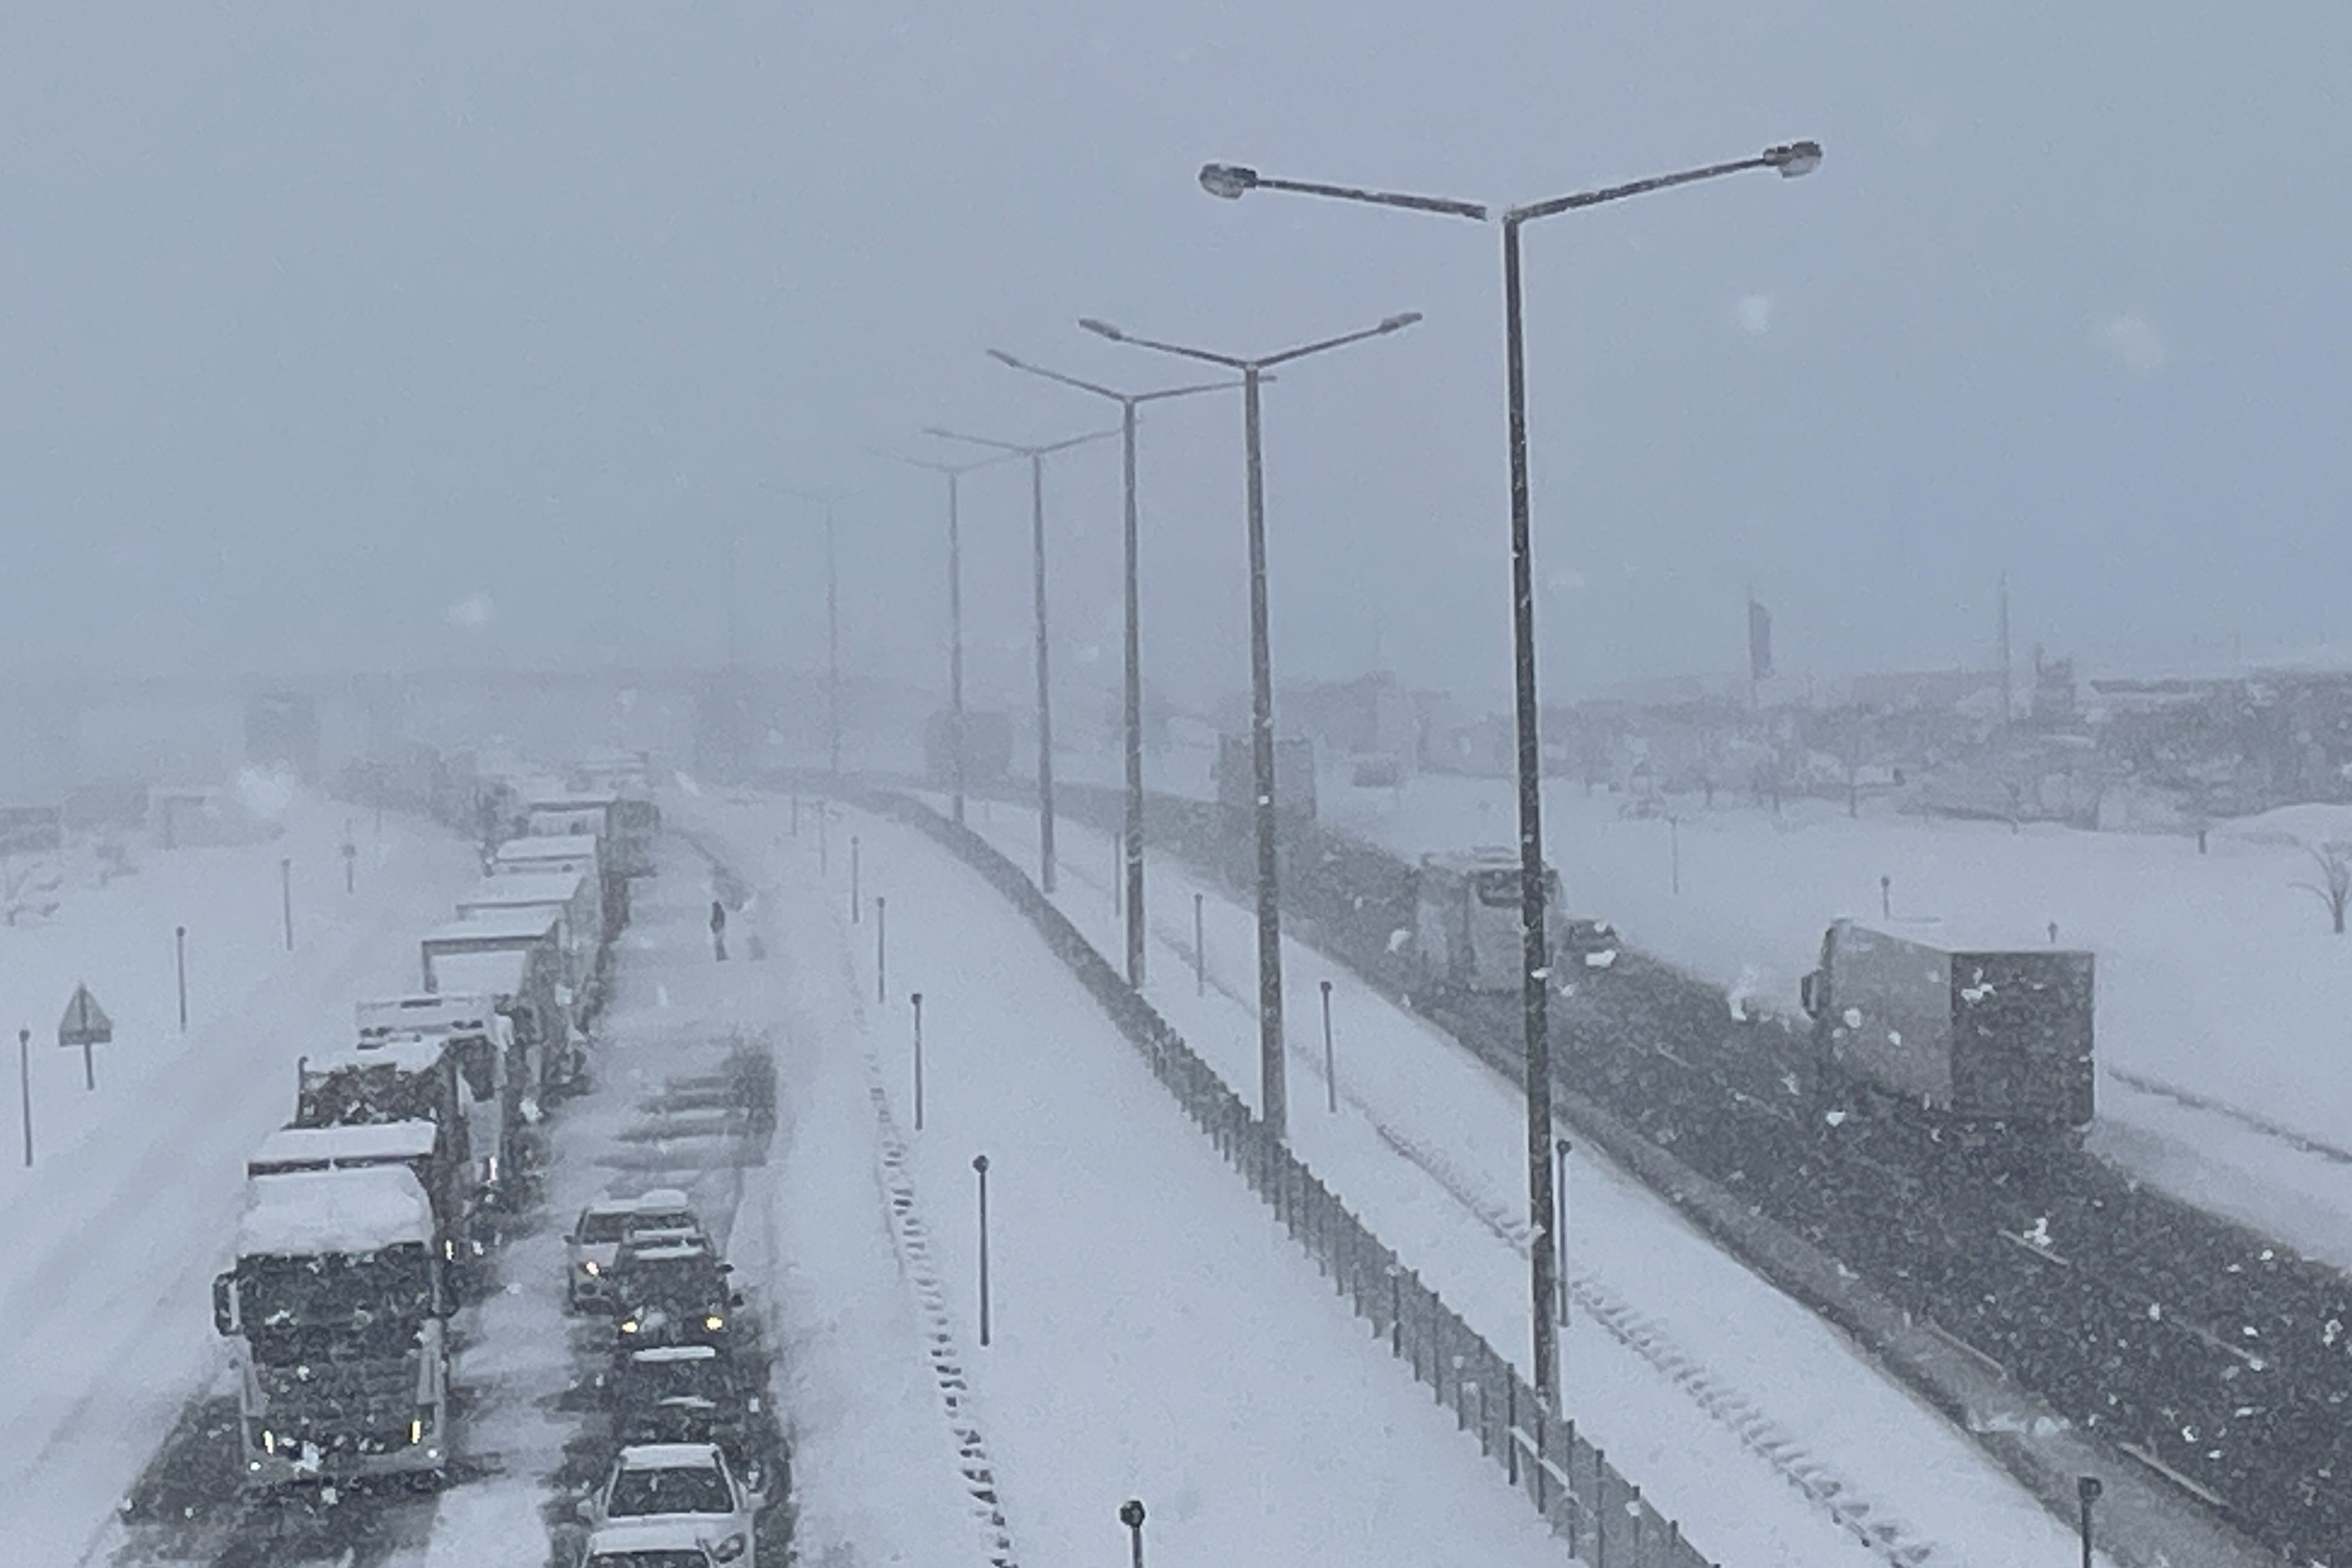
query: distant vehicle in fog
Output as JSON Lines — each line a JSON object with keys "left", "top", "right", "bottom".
{"left": 923, "top": 710, "right": 1014, "bottom": 787}
{"left": 1215, "top": 733, "right": 1316, "bottom": 823}
{"left": 1405, "top": 848, "right": 1616, "bottom": 996}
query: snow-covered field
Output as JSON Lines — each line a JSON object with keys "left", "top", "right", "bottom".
{"left": 940, "top": 796, "right": 2141, "bottom": 1568}
{"left": 0, "top": 796, "right": 483, "bottom": 1565}
{"left": 681, "top": 792, "right": 1580, "bottom": 1568}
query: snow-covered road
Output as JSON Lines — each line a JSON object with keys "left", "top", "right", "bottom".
{"left": 681, "top": 790, "right": 1577, "bottom": 1568}
{"left": 951, "top": 794, "right": 2118, "bottom": 1568}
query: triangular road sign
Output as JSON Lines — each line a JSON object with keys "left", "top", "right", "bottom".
{"left": 59, "top": 983, "right": 114, "bottom": 1047}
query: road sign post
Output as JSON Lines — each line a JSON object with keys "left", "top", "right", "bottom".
{"left": 175, "top": 926, "right": 188, "bottom": 1032}
{"left": 17, "top": 1028, "right": 29, "bottom": 1167}
{"left": 59, "top": 984, "right": 113, "bottom": 1092}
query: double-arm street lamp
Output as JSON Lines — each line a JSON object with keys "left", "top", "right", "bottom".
{"left": 1199, "top": 138, "right": 1822, "bottom": 1407}
{"left": 1080, "top": 309, "right": 1422, "bottom": 1138}
{"left": 985, "top": 350, "right": 1243, "bottom": 986}
{"left": 922, "top": 423, "right": 1120, "bottom": 894}
{"left": 876, "top": 447, "right": 1023, "bottom": 825}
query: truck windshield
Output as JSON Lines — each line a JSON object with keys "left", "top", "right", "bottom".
{"left": 239, "top": 1246, "right": 435, "bottom": 1343}
{"left": 299, "top": 1065, "right": 440, "bottom": 1126}
{"left": 1473, "top": 868, "right": 1564, "bottom": 908}
{"left": 609, "top": 1462, "right": 733, "bottom": 1517}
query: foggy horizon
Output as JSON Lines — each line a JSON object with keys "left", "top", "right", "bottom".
{"left": 7, "top": 5, "right": 2349, "bottom": 705}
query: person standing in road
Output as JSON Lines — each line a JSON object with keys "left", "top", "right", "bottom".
{"left": 710, "top": 898, "right": 728, "bottom": 962}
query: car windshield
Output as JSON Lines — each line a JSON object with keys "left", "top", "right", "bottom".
{"left": 608, "top": 1463, "right": 733, "bottom": 1518}
{"left": 578, "top": 1210, "right": 633, "bottom": 1245}
{"left": 630, "top": 1211, "right": 698, "bottom": 1235}
{"left": 620, "top": 1358, "right": 729, "bottom": 1403}
{"left": 589, "top": 1553, "right": 709, "bottom": 1568}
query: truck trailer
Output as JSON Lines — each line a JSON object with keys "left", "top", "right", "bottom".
{"left": 1798, "top": 917, "right": 2095, "bottom": 1132}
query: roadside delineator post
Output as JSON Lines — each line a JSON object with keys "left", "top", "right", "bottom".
{"left": 175, "top": 925, "right": 189, "bottom": 1034}
{"left": 973, "top": 1153, "right": 993, "bottom": 1347}
{"left": 911, "top": 991, "right": 926, "bottom": 1132}
{"left": 1320, "top": 979, "right": 1337, "bottom": 1114}
{"left": 876, "top": 896, "right": 888, "bottom": 1004}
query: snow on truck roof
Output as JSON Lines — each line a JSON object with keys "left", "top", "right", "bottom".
{"left": 308, "top": 1040, "right": 445, "bottom": 1076}
{"left": 426, "top": 908, "right": 560, "bottom": 946}
{"left": 498, "top": 832, "right": 601, "bottom": 857}
{"left": 427, "top": 949, "right": 531, "bottom": 998}
{"left": 357, "top": 993, "right": 501, "bottom": 1039}
{"left": 1833, "top": 917, "right": 2091, "bottom": 959}
{"left": 459, "top": 871, "right": 585, "bottom": 907}
{"left": 238, "top": 1167, "right": 435, "bottom": 1256}
{"left": 250, "top": 1121, "right": 438, "bottom": 1168}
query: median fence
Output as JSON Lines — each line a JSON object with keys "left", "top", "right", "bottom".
{"left": 868, "top": 790, "right": 1717, "bottom": 1568}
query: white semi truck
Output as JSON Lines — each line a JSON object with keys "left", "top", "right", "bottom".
{"left": 212, "top": 1166, "right": 451, "bottom": 1488}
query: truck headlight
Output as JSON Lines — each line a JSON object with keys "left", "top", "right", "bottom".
{"left": 712, "top": 1533, "right": 747, "bottom": 1562}
{"left": 704, "top": 1314, "right": 725, "bottom": 1332}
{"left": 581, "top": 1260, "right": 600, "bottom": 1276}
{"left": 619, "top": 1318, "right": 639, "bottom": 1334}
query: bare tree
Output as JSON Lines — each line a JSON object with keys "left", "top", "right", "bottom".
{"left": 2297, "top": 841, "right": 2352, "bottom": 935}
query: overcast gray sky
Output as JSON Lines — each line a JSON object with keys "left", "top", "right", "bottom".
{"left": 3, "top": 3, "right": 2347, "bottom": 710}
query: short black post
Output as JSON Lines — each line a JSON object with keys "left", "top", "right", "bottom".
{"left": 1320, "top": 979, "right": 1337, "bottom": 1113}
{"left": 174, "top": 926, "right": 188, "bottom": 1033}
{"left": 790, "top": 794, "right": 801, "bottom": 836}
{"left": 17, "top": 1027, "right": 32, "bottom": 1167}
{"left": 1193, "top": 893, "right": 1206, "bottom": 996}
{"left": 911, "top": 991, "right": 926, "bottom": 1132}
{"left": 819, "top": 804, "right": 830, "bottom": 875}
{"left": 851, "top": 836, "right": 862, "bottom": 924}
{"left": 342, "top": 821, "right": 357, "bottom": 894}
{"left": 1669, "top": 815, "right": 1681, "bottom": 895}
{"left": 972, "top": 1153, "right": 992, "bottom": 1347}
{"left": 280, "top": 858, "right": 294, "bottom": 951}
{"left": 875, "top": 896, "right": 888, "bottom": 1004}
{"left": 1119, "top": 1498, "right": 1146, "bottom": 1568}
{"left": 2076, "top": 1475, "right": 2102, "bottom": 1568}
{"left": 1879, "top": 873, "right": 1892, "bottom": 919}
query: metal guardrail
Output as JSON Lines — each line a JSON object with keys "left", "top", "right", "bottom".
{"left": 870, "top": 790, "right": 1717, "bottom": 1568}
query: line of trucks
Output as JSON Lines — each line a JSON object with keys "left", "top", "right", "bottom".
{"left": 208, "top": 768, "right": 660, "bottom": 1491}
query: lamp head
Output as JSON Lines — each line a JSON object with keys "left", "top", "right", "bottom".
{"left": 1764, "top": 140, "right": 1824, "bottom": 178}
{"left": 1078, "top": 317, "right": 1125, "bottom": 342}
{"left": 1378, "top": 311, "right": 1424, "bottom": 333}
{"left": 1198, "top": 162, "right": 1260, "bottom": 200}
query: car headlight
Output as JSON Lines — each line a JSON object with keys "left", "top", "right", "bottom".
{"left": 581, "top": 1260, "right": 600, "bottom": 1276}
{"left": 711, "top": 1533, "right": 747, "bottom": 1562}
{"left": 619, "top": 1318, "right": 639, "bottom": 1334}
{"left": 704, "top": 1314, "right": 725, "bottom": 1332}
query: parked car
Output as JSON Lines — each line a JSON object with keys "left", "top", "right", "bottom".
{"left": 577, "top": 1442, "right": 765, "bottom": 1566}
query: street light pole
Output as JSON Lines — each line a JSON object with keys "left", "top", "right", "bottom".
{"left": 1197, "top": 138, "right": 1821, "bottom": 1404}
{"left": 776, "top": 485, "right": 851, "bottom": 780}
{"left": 876, "top": 451, "right": 1020, "bottom": 825}
{"left": 985, "top": 351, "right": 1239, "bottom": 985}
{"left": 924, "top": 424, "right": 1119, "bottom": 895}
{"left": 1080, "top": 310, "right": 1422, "bottom": 1139}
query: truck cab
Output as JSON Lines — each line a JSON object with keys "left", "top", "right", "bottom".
{"left": 212, "top": 1167, "right": 450, "bottom": 1488}
{"left": 356, "top": 993, "right": 512, "bottom": 1200}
